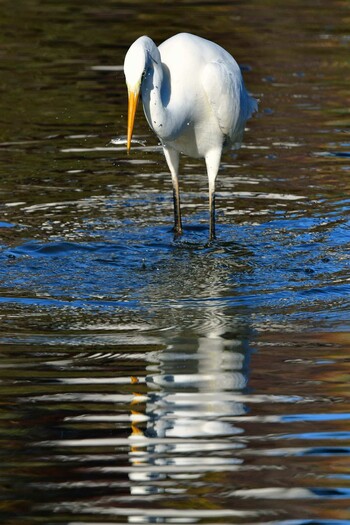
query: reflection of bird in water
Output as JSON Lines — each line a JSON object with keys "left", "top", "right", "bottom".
{"left": 127, "top": 319, "right": 250, "bottom": 504}
{"left": 124, "top": 32, "right": 257, "bottom": 240}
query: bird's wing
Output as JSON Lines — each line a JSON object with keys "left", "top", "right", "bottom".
{"left": 201, "top": 60, "right": 256, "bottom": 145}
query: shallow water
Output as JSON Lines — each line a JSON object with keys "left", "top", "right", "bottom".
{"left": 0, "top": 0, "right": 350, "bottom": 523}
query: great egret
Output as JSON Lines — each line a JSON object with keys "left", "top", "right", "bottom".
{"left": 124, "top": 32, "right": 257, "bottom": 240}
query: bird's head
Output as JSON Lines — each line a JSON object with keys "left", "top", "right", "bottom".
{"left": 124, "top": 36, "right": 154, "bottom": 153}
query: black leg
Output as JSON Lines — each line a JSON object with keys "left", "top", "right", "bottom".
{"left": 209, "top": 186, "right": 216, "bottom": 241}
{"left": 163, "top": 146, "right": 182, "bottom": 236}
{"left": 172, "top": 182, "right": 183, "bottom": 236}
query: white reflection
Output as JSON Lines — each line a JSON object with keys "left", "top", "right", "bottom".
{"left": 127, "top": 309, "right": 251, "bottom": 520}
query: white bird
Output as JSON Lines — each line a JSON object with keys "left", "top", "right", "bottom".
{"left": 123, "top": 32, "right": 257, "bottom": 240}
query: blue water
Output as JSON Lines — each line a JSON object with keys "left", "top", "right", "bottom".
{"left": 1, "top": 210, "right": 349, "bottom": 323}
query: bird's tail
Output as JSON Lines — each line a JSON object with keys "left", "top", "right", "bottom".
{"left": 247, "top": 94, "right": 258, "bottom": 119}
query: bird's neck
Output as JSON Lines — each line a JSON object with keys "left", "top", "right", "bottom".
{"left": 142, "top": 52, "right": 176, "bottom": 141}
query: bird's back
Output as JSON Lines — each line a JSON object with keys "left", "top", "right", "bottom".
{"left": 158, "top": 33, "right": 256, "bottom": 154}
{"left": 159, "top": 34, "right": 240, "bottom": 109}
{"left": 159, "top": 33, "right": 239, "bottom": 76}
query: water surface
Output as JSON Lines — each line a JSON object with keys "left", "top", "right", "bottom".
{"left": 0, "top": 0, "right": 350, "bottom": 523}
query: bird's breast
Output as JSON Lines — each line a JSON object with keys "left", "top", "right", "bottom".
{"left": 141, "top": 60, "right": 225, "bottom": 158}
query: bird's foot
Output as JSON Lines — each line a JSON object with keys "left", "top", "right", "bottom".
{"left": 172, "top": 225, "right": 183, "bottom": 239}
{"left": 209, "top": 229, "right": 216, "bottom": 242}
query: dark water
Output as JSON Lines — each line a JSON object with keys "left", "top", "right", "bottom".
{"left": 1, "top": 1, "right": 350, "bottom": 523}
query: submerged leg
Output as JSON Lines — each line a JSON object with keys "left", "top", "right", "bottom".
{"left": 205, "top": 149, "right": 222, "bottom": 241}
{"left": 163, "top": 146, "right": 182, "bottom": 236}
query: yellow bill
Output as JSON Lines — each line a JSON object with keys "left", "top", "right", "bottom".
{"left": 127, "top": 87, "right": 140, "bottom": 153}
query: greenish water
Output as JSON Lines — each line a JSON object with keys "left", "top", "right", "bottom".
{"left": 0, "top": 1, "right": 350, "bottom": 523}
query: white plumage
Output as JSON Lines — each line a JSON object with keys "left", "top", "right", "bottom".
{"left": 124, "top": 32, "right": 257, "bottom": 240}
